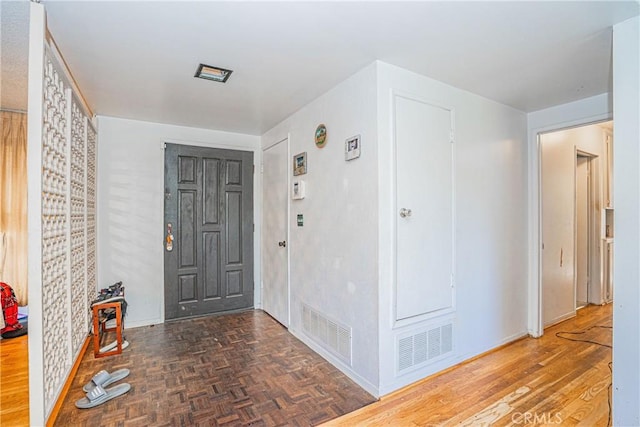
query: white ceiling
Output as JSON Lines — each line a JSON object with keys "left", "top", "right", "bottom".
{"left": 1, "top": 1, "right": 29, "bottom": 112}
{"left": 3, "top": 1, "right": 639, "bottom": 135}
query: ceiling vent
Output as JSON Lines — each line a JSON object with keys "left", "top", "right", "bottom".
{"left": 194, "top": 63, "right": 233, "bottom": 83}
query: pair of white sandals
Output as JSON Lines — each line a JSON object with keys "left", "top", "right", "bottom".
{"left": 75, "top": 368, "right": 131, "bottom": 409}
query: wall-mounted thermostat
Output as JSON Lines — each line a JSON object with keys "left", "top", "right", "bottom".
{"left": 292, "top": 180, "right": 306, "bottom": 200}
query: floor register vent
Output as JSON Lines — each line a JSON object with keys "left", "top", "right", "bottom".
{"left": 398, "top": 322, "right": 453, "bottom": 373}
{"left": 302, "top": 304, "right": 352, "bottom": 365}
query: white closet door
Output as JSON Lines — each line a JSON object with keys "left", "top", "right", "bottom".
{"left": 261, "top": 138, "right": 289, "bottom": 326}
{"left": 395, "top": 95, "right": 454, "bottom": 321}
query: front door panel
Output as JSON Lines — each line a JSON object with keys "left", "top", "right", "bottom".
{"left": 165, "top": 144, "right": 253, "bottom": 320}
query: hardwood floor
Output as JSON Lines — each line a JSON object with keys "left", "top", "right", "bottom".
{"left": 1, "top": 305, "right": 613, "bottom": 426}
{"left": 0, "top": 334, "right": 29, "bottom": 426}
{"left": 323, "top": 304, "right": 613, "bottom": 427}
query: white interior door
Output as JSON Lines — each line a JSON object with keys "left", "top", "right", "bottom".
{"left": 261, "top": 138, "right": 289, "bottom": 326}
{"left": 395, "top": 95, "right": 454, "bottom": 321}
{"left": 541, "top": 134, "right": 575, "bottom": 326}
{"left": 575, "top": 155, "right": 590, "bottom": 307}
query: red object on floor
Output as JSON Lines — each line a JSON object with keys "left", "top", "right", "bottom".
{"left": 1, "top": 282, "right": 26, "bottom": 338}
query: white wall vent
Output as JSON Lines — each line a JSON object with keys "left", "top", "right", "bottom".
{"left": 302, "top": 304, "right": 352, "bottom": 365}
{"left": 397, "top": 322, "right": 454, "bottom": 373}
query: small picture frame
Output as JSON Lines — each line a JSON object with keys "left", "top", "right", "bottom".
{"left": 345, "top": 135, "right": 361, "bottom": 161}
{"left": 293, "top": 152, "right": 307, "bottom": 176}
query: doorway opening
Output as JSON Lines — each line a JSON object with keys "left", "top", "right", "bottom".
{"left": 575, "top": 152, "right": 595, "bottom": 310}
{"left": 539, "top": 120, "right": 613, "bottom": 329}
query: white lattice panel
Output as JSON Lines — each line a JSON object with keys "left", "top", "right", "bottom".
{"left": 41, "top": 51, "right": 71, "bottom": 406}
{"left": 70, "top": 97, "right": 87, "bottom": 351}
{"left": 86, "top": 124, "right": 97, "bottom": 314}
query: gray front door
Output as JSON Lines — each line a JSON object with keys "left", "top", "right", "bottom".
{"left": 164, "top": 143, "right": 254, "bottom": 320}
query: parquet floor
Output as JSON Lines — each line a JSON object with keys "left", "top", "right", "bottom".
{"left": 324, "top": 303, "right": 613, "bottom": 426}
{"left": 55, "top": 310, "right": 376, "bottom": 426}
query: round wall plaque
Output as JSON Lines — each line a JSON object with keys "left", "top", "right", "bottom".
{"left": 315, "top": 124, "right": 327, "bottom": 148}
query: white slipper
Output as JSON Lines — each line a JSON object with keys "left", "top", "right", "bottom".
{"left": 99, "top": 339, "right": 129, "bottom": 354}
{"left": 83, "top": 368, "right": 130, "bottom": 392}
{"left": 75, "top": 383, "right": 131, "bottom": 409}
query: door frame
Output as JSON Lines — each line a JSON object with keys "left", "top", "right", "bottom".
{"left": 574, "top": 150, "right": 597, "bottom": 310}
{"left": 260, "top": 135, "right": 291, "bottom": 326}
{"left": 529, "top": 115, "right": 611, "bottom": 337}
{"left": 160, "top": 138, "right": 261, "bottom": 322}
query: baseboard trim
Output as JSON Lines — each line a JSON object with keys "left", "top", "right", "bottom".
{"left": 46, "top": 335, "right": 90, "bottom": 427}
{"left": 544, "top": 311, "right": 577, "bottom": 329}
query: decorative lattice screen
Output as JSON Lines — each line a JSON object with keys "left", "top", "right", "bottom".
{"left": 41, "top": 52, "right": 71, "bottom": 404}
{"left": 86, "top": 124, "right": 97, "bottom": 324}
{"left": 41, "top": 47, "right": 97, "bottom": 413}
{"left": 70, "top": 96, "right": 87, "bottom": 351}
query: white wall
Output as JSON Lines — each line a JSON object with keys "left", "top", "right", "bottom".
{"left": 377, "top": 62, "right": 528, "bottom": 394}
{"left": 97, "top": 116, "right": 260, "bottom": 328}
{"left": 612, "top": 15, "right": 640, "bottom": 425}
{"left": 261, "top": 63, "right": 379, "bottom": 395}
{"left": 528, "top": 94, "right": 611, "bottom": 133}
{"left": 527, "top": 94, "right": 612, "bottom": 336}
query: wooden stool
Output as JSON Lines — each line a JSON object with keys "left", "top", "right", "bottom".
{"left": 91, "top": 301, "right": 124, "bottom": 358}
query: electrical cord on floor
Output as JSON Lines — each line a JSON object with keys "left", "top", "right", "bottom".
{"left": 555, "top": 325, "right": 613, "bottom": 426}
{"left": 607, "top": 361, "right": 613, "bottom": 427}
{"left": 555, "top": 325, "right": 612, "bottom": 348}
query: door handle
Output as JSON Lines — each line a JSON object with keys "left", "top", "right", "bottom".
{"left": 166, "top": 223, "right": 174, "bottom": 251}
{"left": 399, "top": 208, "right": 412, "bottom": 218}
{"left": 278, "top": 241, "right": 286, "bottom": 248}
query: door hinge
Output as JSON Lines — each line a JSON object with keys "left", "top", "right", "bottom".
{"left": 253, "top": 224, "right": 255, "bottom": 232}
{"left": 450, "top": 274, "right": 455, "bottom": 288}
{"left": 449, "top": 130, "right": 455, "bottom": 143}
